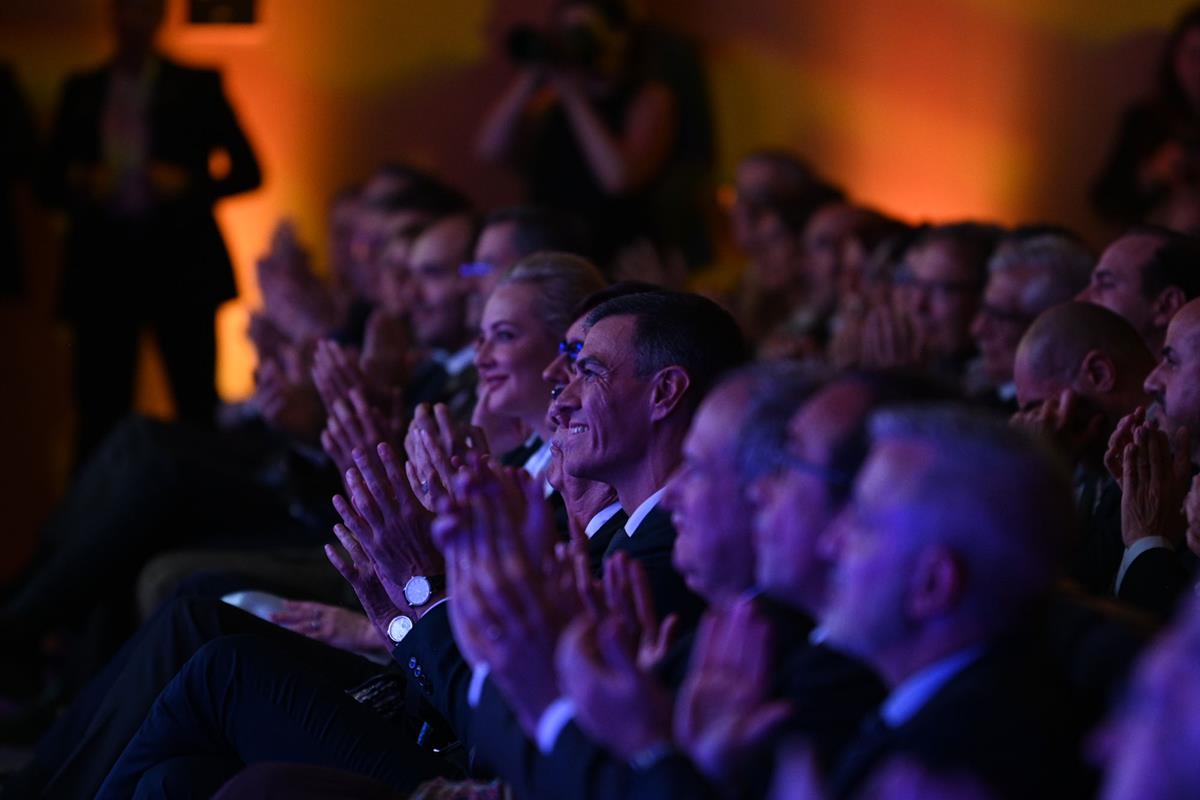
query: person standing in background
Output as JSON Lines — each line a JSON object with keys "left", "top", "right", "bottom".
{"left": 41, "top": 0, "right": 261, "bottom": 462}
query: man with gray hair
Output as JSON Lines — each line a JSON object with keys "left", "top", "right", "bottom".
{"left": 823, "top": 406, "right": 1083, "bottom": 799}
{"left": 969, "top": 231, "right": 1093, "bottom": 405}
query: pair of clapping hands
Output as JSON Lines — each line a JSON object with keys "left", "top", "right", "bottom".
{"left": 1012, "top": 392, "right": 1198, "bottom": 553}
{"left": 432, "top": 459, "right": 791, "bottom": 787}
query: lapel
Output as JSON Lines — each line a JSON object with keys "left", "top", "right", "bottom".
{"left": 603, "top": 505, "right": 675, "bottom": 561}
{"left": 585, "top": 509, "right": 629, "bottom": 573}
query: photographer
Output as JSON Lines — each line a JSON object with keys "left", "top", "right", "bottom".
{"left": 476, "top": 0, "right": 694, "bottom": 267}
{"left": 1092, "top": 5, "right": 1200, "bottom": 231}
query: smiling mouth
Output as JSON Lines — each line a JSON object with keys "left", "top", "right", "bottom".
{"left": 568, "top": 423, "right": 589, "bottom": 434}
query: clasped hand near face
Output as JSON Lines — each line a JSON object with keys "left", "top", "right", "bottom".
{"left": 557, "top": 597, "right": 791, "bottom": 788}
{"left": 1104, "top": 407, "right": 1191, "bottom": 547}
{"left": 1010, "top": 388, "right": 1105, "bottom": 463}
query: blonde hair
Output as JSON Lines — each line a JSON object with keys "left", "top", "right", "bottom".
{"left": 496, "top": 252, "right": 607, "bottom": 339}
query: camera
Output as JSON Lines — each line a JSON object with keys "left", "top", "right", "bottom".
{"left": 505, "top": 24, "right": 601, "bottom": 70}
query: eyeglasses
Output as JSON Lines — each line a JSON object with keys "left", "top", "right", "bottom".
{"left": 557, "top": 340, "right": 583, "bottom": 361}
{"left": 977, "top": 303, "right": 1034, "bottom": 327}
{"left": 893, "top": 267, "right": 981, "bottom": 296}
{"left": 459, "top": 261, "right": 495, "bottom": 278}
{"left": 778, "top": 451, "right": 853, "bottom": 488}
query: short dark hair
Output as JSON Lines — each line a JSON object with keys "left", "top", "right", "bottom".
{"left": 482, "top": 206, "right": 593, "bottom": 262}
{"left": 1127, "top": 225, "right": 1200, "bottom": 301}
{"left": 585, "top": 291, "right": 749, "bottom": 407}
{"left": 569, "top": 280, "right": 661, "bottom": 323}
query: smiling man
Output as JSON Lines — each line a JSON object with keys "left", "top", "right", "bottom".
{"left": 551, "top": 291, "right": 748, "bottom": 617}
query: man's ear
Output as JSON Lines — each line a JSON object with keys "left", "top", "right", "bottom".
{"left": 907, "top": 546, "right": 965, "bottom": 620}
{"left": 648, "top": 366, "right": 691, "bottom": 422}
{"left": 1077, "top": 349, "right": 1117, "bottom": 394}
{"left": 1152, "top": 286, "right": 1187, "bottom": 330}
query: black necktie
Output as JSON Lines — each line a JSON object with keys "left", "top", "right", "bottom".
{"left": 829, "top": 710, "right": 893, "bottom": 799}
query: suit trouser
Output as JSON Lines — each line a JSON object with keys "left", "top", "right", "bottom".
{"left": 23, "top": 597, "right": 383, "bottom": 799}
{"left": 3, "top": 415, "right": 318, "bottom": 643}
{"left": 95, "top": 632, "right": 448, "bottom": 799}
{"left": 71, "top": 297, "right": 219, "bottom": 464}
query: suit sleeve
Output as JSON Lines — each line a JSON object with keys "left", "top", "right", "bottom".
{"left": 199, "top": 69, "right": 261, "bottom": 202}
{"left": 1115, "top": 545, "right": 1189, "bottom": 620}
{"left": 390, "top": 603, "right": 476, "bottom": 740}
{"left": 39, "top": 74, "right": 86, "bottom": 209}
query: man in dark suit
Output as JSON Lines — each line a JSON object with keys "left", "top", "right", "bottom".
{"left": 822, "top": 406, "right": 1085, "bottom": 799}
{"left": 967, "top": 230, "right": 1092, "bottom": 409}
{"left": 1011, "top": 301, "right": 1184, "bottom": 617}
{"left": 41, "top": 0, "right": 261, "bottom": 459}
{"left": 538, "top": 370, "right": 958, "bottom": 800}
{"left": 54, "top": 291, "right": 737, "bottom": 797}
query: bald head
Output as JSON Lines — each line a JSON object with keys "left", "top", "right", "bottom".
{"left": 1014, "top": 302, "right": 1153, "bottom": 419}
{"left": 1018, "top": 302, "right": 1152, "bottom": 386}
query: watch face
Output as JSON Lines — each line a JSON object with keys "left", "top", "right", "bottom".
{"left": 405, "top": 575, "right": 432, "bottom": 606}
{"left": 388, "top": 615, "right": 414, "bottom": 643}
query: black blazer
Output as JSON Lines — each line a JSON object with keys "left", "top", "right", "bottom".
{"left": 41, "top": 56, "right": 260, "bottom": 317}
{"left": 828, "top": 645, "right": 1085, "bottom": 800}
{"left": 522, "top": 599, "right": 884, "bottom": 800}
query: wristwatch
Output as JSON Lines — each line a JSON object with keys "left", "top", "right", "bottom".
{"left": 387, "top": 614, "right": 414, "bottom": 644}
{"left": 403, "top": 575, "right": 446, "bottom": 607}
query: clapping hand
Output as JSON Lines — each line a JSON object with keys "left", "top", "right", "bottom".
{"left": 674, "top": 600, "right": 792, "bottom": 785}
{"left": 1104, "top": 406, "right": 1147, "bottom": 487}
{"left": 555, "top": 615, "right": 674, "bottom": 760}
{"left": 254, "top": 344, "right": 324, "bottom": 441}
{"left": 1117, "top": 420, "right": 1190, "bottom": 547}
{"left": 258, "top": 220, "right": 339, "bottom": 342}
{"left": 320, "top": 387, "right": 396, "bottom": 481}
{"left": 405, "top": 403, "right": 489, "bottom": 511}
{"left": 1011, "top": 389, "right": 1104, "bottom": 462}
{"left": 323, "top": 522, "right": 402, "bottom": 642}
{"left": 331, "top": 442, "right": 443, "bottom": 617}
{"left": 858, "top": 305, "right": 925, "bottom": 369}
{"left": 436, "top": 461, "right": 570, "bottom": 734}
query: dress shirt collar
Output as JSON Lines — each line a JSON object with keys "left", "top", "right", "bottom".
{"left": 522, "top": 437, "right": 553, "bottom": 479}
{"left": 624, "top": 488, "right": 666, "bottom": 538}
{"left": 433, "top": 344, "right": 475, "bottom": 377}
{"left": 880, "top": 646, "right": 984, "bottom": 728}
{"left": 584, "top": 501, "right": 624, "bottom": 539}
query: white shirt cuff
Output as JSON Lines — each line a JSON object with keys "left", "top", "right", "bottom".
{"left": 535, "top": 697, "right": 576, "bottom": 754}
{"left": 1115, "top": 536, "right": 1173, "bottom": 594}
{"left": 467, "top": 664, "right": 490, "bottom": 709}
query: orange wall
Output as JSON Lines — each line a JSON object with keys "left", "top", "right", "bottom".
{"left": 0, "top": 0, "right": 1197, "bottom": 577}
{"left": 1, "top": 0, "right": 1193, "bottom": 403}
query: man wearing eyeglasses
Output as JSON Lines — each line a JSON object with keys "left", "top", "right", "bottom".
{"left": 968, "top": 231, "right": 1093, "bottom": 408}
{"left": 892, "top": 223, "right": 998, "bottom": 377}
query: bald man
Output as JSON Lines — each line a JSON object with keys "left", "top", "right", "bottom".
{"left": 1012, "top": 302, "right": 1159, "bottom": 603}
